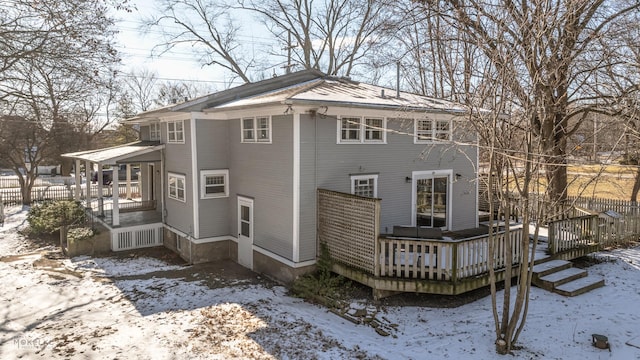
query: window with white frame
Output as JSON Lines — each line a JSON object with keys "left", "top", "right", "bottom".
{"left": 168, "top": 173, "right": 186, "bottom": 202}
{"left": 200, "top": 169, "right": 229, "bottom": 199}
{"left": 242, "top": 116, "right": 271, "bottom": 143}
{"left": 415, "top": 119, "right": 451, "bottom": 142}
{"left": 341, "top": 117, "right": 361, "bottom": 141}
{"left": 339, "top": 117, "right": 386, "bottom": 143}
{"left": 365, "top": 117, "right": 384, "bottom": 141}
{"left": 167, "top": 120, "right": 184, "bottom": 143}
{"left": 351, "top": 174, "right": 378, "bottom": 198}
{"left": 149, "top": 123, "right": 161, "bottom": 141}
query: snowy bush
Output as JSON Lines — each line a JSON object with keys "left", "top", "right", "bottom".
{"left": 27, "top": 200, "right": 86, "bottom": 234}
{"left": 67, "top": 227, "right": 94, "bottom": 243}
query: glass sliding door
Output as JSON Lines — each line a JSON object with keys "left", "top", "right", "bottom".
{"left": 413, "top": 171, "right": 451, "bottom": 229}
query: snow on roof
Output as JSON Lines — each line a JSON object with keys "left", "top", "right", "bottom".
{"left": 62, "top": 141, "right": 164, "bottom": 165}
{"left": 211, "top": 78, "right": 467, "bottom": 113}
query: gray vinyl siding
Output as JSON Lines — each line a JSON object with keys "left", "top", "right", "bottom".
{"left": 195, "top": 120, "right": 230, "bottom": 238}
{"left": 299, "top": 114, "right": 317, "bottom": 262}
{"left": 228, "top": 115, "right": 294, "bottom": 260}
{"left": 163, "top": 119, "right": 193, "bottom": 234}
{"left": 308, "top": 115, "right": 477, "bottom": 232}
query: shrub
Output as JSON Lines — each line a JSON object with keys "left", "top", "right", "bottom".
{"left": 291, "top": 242, "right": 350, "bottom": 307}
{"left": 27, "top": 200, "right": 86, "bottom": 235}
{"left": 67, "top": 227, "right": 94, "bottom": 243}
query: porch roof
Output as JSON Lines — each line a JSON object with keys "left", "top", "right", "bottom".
{"left": 62, "top": 141, "right": 164, "bottom": 165}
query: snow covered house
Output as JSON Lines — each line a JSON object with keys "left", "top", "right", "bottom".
{"left": 63, "top": 70, "right": 480, "bottom": 286}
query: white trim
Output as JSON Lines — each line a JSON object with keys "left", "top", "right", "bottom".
{"left": 241, "top": 116, "right": 272, "bottom": 143}
{"left": 190, "top": 116, "right": 199, "bottom": 239}
{"left": 337, "top": 116, "right": 387, "bottom": 144}
{"left": 149, "top": 122, "right": 161, "bottom": 141}
{"left": 253, "top": 246, "right": 316, "bottom": 268}
{"left": 293, "top": 112, "right": 300, "bottom": 262}
{"left": 167, "top": 120, "right": 186, "bottom": 144}
{"left": 414, "top": 118, "right": 452, "bottom": 144}
{"left": 191, "top": 235, "right": 237, "bottom": 245}
{"left": 112, "top": 166, "right": 120, "bottom": 226}
{"left": 411, "top": 169, "right": 453, "bottom": 230}
{"left": 167, "top": 172, "right": 186, "bottom": 202}
{"left": 350, "top": 174, "right": 379, "bottom": 198}
{"left": 237, "top": 196, "right": 254, "bottom": 269}
{"left": 200, "top": 169, "right": 229, "bottom": 199}
{"left": 163, "top": 223, "right": 188, "bottom": 238}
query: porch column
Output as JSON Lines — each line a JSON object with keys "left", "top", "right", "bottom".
{"left": 74, "top": 159, "right": 81, "bottom": 200}
{"left": 112, "top": 166, "right": 120, "bottom": 226}
{"left": 97, "top": 167, "right": 104, "bottom": 217}
{"left": 125, "top": 164, "right": 132, "bottom": 199}
{"left": 85, "top": 161, "right": 92, "bottom": 208}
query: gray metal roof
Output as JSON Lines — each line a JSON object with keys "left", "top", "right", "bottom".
{"left": 121, "top": 70, "right": 471, "bottom": 123}
{"left": 210, "top": 77, "right": 467, "bottom": 113}
{"left": 62, "top": 141, "right": 164, "bottom": 165}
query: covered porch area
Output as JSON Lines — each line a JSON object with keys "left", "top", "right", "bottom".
{"left": 63, "top": 141, "right": 165, "bottom": 251}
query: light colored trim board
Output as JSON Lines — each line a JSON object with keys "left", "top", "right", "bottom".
{"left": 411, "top": 169, "right": 453, "bottom": 230}
{"left": 200, "top": 169, "right": 230, "bottom": 199}
{"left": 190, "top": 115, "right": 199, "bottom": 238}
{"left": 167, "top": 172, "right": 186, "bottom": 203}
{"left": 254, "top": 245, "right": 316, "bottom": 269}
{"left": 292, "top": 112, "right": 300, "bottom": 262}
{"left": 350, "top": 174, "right": 379, "bottom": 198}
{"left": 167, "top": 119, "right": 186, "bottom": 144}
{"left": 191, "top": 235, "right": 237, "bottom": 245}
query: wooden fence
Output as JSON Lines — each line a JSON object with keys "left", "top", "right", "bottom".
{"left": 378, "top": 229, "right": 524, "bottom": 282}
{"left": 317, "top": 188, "right": 380, "bottom": 274}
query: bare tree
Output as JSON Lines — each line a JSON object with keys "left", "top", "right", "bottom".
{"left": 144, "top": 0, "right": 255, "bottom": 83}
{"left": 238, "top": 0, "right": 393, "bottom": 78}
{"left": 0, "top": 0, "right": 123, "bottom": 201}
{"left": 422, "top": 0, "right": 640, "bottom": 202}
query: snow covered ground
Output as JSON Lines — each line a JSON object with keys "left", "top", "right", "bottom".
{"left": 1, "top": 206, "right": 639, "bottom": 359}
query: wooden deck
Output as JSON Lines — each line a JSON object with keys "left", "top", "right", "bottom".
{"left": 331, "top": 229, "right": 602, "bottom": 299}
{"left": 318, "top": 189, "right": 640, "bottom": 299}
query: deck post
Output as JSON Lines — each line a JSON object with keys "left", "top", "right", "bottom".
{"left": 125, "top": 164, "right": 132, "bottom": 199}
{"left": 74, "top": 160, "right": 81, "bottom": 200}
{"left": 451, "top": 242, "right": 458, "bottom": 284}
{"left": 85, "top": 161, "right": 92, "bottom": 210}
{"left": 112, "top": 166, "right": 120, "bottom": 227}
{"left": 548, "top": 221, "right": 556, "bottom": 254}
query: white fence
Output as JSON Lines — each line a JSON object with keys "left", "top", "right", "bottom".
{"left": 1, "top": 183, "right": 140, "bottom": 206}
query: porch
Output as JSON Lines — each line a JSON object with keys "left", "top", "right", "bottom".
{"left": 317, "top": 189, "right": 639, "bottom": 299}
{"left": 84, "top": 198, "right": 164, "bottom": 252}
{"left": 63, "top": 142, "right": 165, "bottom": 252}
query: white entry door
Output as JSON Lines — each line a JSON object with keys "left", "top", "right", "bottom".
{"left": 237, "top": 197, "right": 254, "bottom": 269}
{"left": 412, "top": 170, "right": 452, "bottom": 230}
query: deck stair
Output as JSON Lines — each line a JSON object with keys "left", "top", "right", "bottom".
{"left": 531, "top": 259, "right": 604, "bottom": 297}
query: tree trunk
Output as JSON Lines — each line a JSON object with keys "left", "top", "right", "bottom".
{"left": 631, "top": 166, "right": 640, "bottom": 202}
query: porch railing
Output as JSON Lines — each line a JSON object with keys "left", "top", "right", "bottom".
{"left": 377, "top": 228, "right": 524, "bottom": 282}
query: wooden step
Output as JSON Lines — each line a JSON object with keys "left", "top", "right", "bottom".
{"left": 531, "top": 259, "right": 572, "bottom": 280}
{"left": 535, "top": 267, "right": 587, "bottom": 291}
{"left": 554, "top": 276, "right": 605, "bottom": 297}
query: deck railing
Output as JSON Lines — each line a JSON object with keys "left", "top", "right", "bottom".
{"left": 548, "top": 211, "right": 640, "bottom": 254}
{"left": 548, "top": 215, "right": 597, "bottom": 254}
{"left": 377, "top": 228, "right": 524, "bottom": 282}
